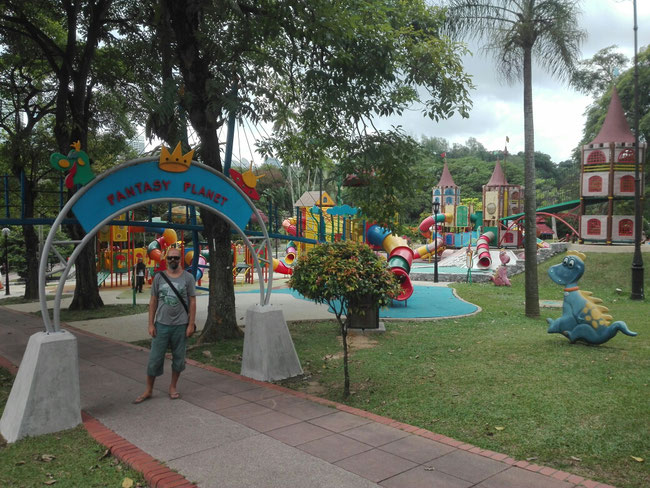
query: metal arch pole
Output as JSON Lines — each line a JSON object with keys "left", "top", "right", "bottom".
{"left": 49, "top": 199, "right": 272, "bottom": 331}
{"left": 38, "top": 159, "right": 158, "bottom": 331}
{"left": 52, "top": 229, "right": 99, "bottom": 331}
{"left": 39, "top": 156, "right": 275, "bottom": 332}
{"left": 39, "top": 194, "right": 89, "bottom": 333}
{"left": 186, "top": 160, "right": 274, "bottom": 302}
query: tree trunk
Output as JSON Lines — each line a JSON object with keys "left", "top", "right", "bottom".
{"left": 151, "top": 0, "right": 185, "bottom": 146}
{"left": 165, "top": 0, "right": 241, "bottom": 342}
{"left": 523, "top": 46, "right": 540, "bottom": 318}
{"left": 199, "top": 213, "right": 241, "bottom": 342}
{"left": 64, "top": 129, "right": 102, "bottom": 310}
{"left": 22, "top": 178, "right": 39, "bottom": 299}
{"left": 341, "top": 318, "right": 350, "bottom": 398}
{"left": 68, "top": 227, "right": 104, "bottom": 310}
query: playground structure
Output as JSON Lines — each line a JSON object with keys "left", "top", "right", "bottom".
{"left": 99, "top": 221, "right": 204, "bottom": 287}
{"left": 482, "top": 160, "right": 524, "bottom": 247}
{"left": 231, "top": 241, "right": 293, "bottom": 285}
{"left": 96, "top": 213, "right": 150, "bottom": 287}
{"left": 0, "top": 144, "right": 306, "bottom": 444}
{"left": 282, "top": 191, "right": 365, "bottom": 250}
{"left": 1, "top": 84, "right": 642, "bottom": 301}
{"left": 275, "top": 162, "right": 513, "bottom": 286}
{"left": 431, "top": 161, "right": 484, "bottom": 248}
{"left": 95, "top": 206, "right": 293, "bottom": 290}
{"left": 578, "top": 86, "right": 645, "bottom": 244}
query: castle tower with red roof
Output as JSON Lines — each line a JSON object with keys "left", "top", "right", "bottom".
{"left": 432, "top": 161, "right": 460, "bottom": 217}
{"left": 579, "top": 85, "right": 646, "bottom": 243}
{"left": 482, "top": 159, "right": 523, "bottom": 244}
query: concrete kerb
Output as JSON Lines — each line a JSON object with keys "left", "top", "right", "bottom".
{"left": 0, "top": 354, "right": 197, "bottom": 488}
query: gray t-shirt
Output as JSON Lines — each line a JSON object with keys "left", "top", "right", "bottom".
{"left": 151, "top": 271, "right": 196, "bottom": 326}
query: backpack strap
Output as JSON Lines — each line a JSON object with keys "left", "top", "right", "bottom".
{"left": 158, "top": 272, "right": 189, "bottom": 314}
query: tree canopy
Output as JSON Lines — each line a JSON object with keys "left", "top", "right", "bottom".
{"left": 580, "top": 45, "right": 649, "bottom": 147}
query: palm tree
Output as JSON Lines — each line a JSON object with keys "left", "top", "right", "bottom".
{"left": 443, "top": 0, "right": 586, "bottom": 317}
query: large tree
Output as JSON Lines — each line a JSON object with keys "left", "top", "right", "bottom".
{"left": 0, "top": 37, "right": 59, "bottom": 299}
{"left": 0, "top": 0, "right": 142, "bottom": 308}
{"left": 0, "top": 1, "right": 110, "bottom": 309}
{"left": 571, "top": 45, "right": 629, "bottom": 99}
{"left": 443, "top": 0, "right": 586, "bottom": 317}
{"left": 159, "top": 0, "right": 473, "bottom": 342}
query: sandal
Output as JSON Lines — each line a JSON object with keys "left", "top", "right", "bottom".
{"left": 169, "top": 392, "right": 181, "bottom": 400}
{"left": 132, "top": 393, "right": 152, "bottom": 404}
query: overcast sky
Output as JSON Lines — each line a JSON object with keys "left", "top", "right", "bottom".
{"left": 176, "top": 1, "right": 649, "bottom": 168}
{"left": 376, "top": 0, "right": 650, "bottom": 163}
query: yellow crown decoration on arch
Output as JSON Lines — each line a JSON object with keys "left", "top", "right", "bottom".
{"left": 159, "top": 142, "right": 194, "bottom": 173}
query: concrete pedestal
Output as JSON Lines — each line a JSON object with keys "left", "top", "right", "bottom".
{"left": 241, "top": 305, "right": 303, "bottom": 382}
{"left": 0, "top": 331, "right": 81, "bottom": 443}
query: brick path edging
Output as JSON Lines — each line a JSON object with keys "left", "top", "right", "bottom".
{"left": 0, "top": 353, "right": 197, "bottom": 488}
{"left": 182, "top": 356, "right": 613, "bottom": 488}
{"left": 81, "top": 411, "right": 198, "bottom": 488}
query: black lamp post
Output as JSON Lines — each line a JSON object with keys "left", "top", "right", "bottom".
{"left": 432, "top": 201, "right": 440, "bottom": 283}
{"left": 631, "top": 0, "right": 644, "bottom": 300}
{"left": 2, "top": 228, "right": 9, "bottom": 295}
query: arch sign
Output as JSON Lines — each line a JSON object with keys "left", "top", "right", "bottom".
{"left": 0, "top": 145, "right": 302, "bottom": 443}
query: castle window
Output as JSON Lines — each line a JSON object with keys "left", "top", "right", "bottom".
{"left": 587, "top": 150, "right": 606, "bottom": 164}
{"left": 618, "top": 149, "right": 635, "bottom": 162}
{"left": 433, "top": 189, "right": 441, "bottom": 195}
{"left": 620, "top": 175, "right": 635, "bottom": 192}
{"left": 446, "top": 197, "right": 453, "bottom": 204}
{"left": 619, "top": 219, "right": 633, "bottom": 236}
{"left": 444, "top": 188, "right": 455, "bottom": 195}
{"left": 587, "top": 219, "right": 601, "bottom": 235}
{"left": 588, "top": 176, "right": 602, "bottom": 192}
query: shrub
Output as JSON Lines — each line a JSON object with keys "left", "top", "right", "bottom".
{"left": 289, "top": 241, "right": 400, "bottom": 396}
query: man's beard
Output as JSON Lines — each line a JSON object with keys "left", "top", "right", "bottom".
{"left": 168, "top": 261, "right": 180, "bottom": 270}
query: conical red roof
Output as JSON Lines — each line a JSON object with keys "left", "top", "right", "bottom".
{"left": 590, "top": 85, "right": 634, "bottom": 144}
{"left": 486, "top": 160, "right": 508, "bottom": 186}
{"left": 436, "top": 162, "right": 457, "bottom": 187}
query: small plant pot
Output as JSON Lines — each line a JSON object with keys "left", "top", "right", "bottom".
{"left": 348, "top": 295, "right": 380, "bottom": 329}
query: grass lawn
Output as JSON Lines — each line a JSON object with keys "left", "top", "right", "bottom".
{"left": 32, "top": 303, "right": 148, "bottom": 322}
{"left": 0, "top": 368, "right": 146, "bottom": 488}
{"left": 171, "top": 252, "right": 649, "bottom": 488}
{"left": 0, "top": 295, "right": 61, "bottom": 305}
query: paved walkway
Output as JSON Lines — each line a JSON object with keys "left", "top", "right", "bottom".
{"left": 3, "top": 279, "right": 477, "bottom": 342}
{"left": 0, "top": 305, "right": 613, "bottom": 487}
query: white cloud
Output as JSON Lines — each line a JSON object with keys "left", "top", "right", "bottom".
{"left": 384, "top": 0, "right": 650, "bottom": 162}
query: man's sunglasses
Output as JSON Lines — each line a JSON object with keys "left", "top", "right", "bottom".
{"left": 166, "top": 256, "right": 181, "bottom": 261}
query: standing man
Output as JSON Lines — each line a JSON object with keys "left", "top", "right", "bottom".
{"left": 135, "top": 257, "right": 146, "bottom": 293}
{"left": 133, "top": 248, "right": 196, "bottom": 403}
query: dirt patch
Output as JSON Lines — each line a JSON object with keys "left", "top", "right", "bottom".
{"left": 303, "top": 380, "right": 328, "bottom": 396}
{"left": 326, "top": 334, "right": 379, "bottom": 359}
